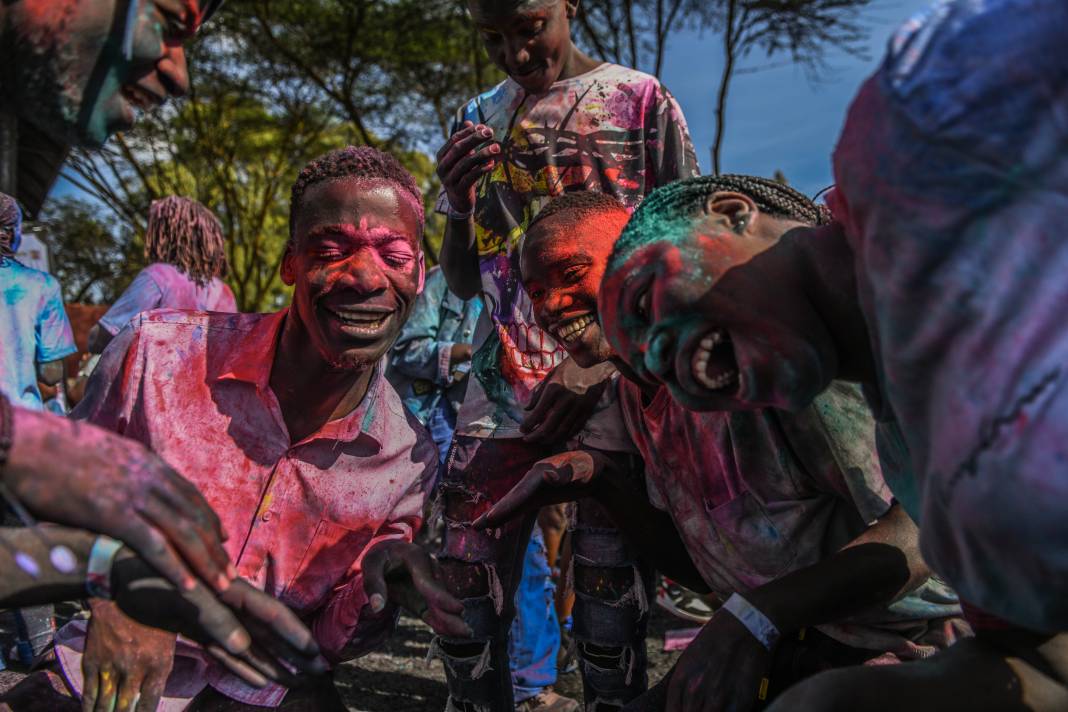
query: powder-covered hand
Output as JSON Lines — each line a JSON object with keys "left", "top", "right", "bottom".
{"left": 472, "top": 451, "right": 602, "bottom": 530}
{"left": 82, "top": 599, "right": 177, "bottom": 712}
{"left": 362, "top": 540, "right": 471, "bottom": 638}
{"left": 667, "top": 609, "right": 772, "bottom": 712}
{"left": 4, "top": 407, "right": 235, "bottom": 595}
{"left": 520, "top": 358, "right": 616, "bottom": 443}
{"left": 436, "top": 121, "right": 500, "bottom": 214}
{"left": 111, "top": 554, "right": 326, "bottom": 688}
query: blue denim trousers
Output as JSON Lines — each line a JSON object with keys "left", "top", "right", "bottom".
{"left": 427, "top": 405, "right": 559, "bottom": 704}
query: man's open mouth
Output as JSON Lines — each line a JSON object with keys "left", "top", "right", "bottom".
{"left": 690, "top": 329, "right": 738, "bottom": 392}
{"left": 553, "top": 314, "right": 595, "bottom": 345}
{"left": 324, "top": 305, "right": 394, "bottom": 338}
{"left": 120, "top": 83, "right": 165, "bottom": 111}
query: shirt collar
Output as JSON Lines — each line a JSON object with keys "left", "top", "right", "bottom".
{"left": 215, "top": 308, "right": 390, "bottom": 450}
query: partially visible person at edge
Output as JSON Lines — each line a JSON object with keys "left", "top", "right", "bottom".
{"left": 0, "top": 191, "right": 78, "bottom": 666}
{"left": 20, "top": 147, "right": 469, "bottom": 712}
{"left": 389, "top": 267, "right": 566, "bottom": 707}
{"left": 88, "top": 195, "right": 237, "bottom": 357}
{"left": 0, "top": 194, "right": 76, "bottom": 413}
{"left": 478, "top": 188, "right": 967, "bottom": 712}
{"left": 774, "top": 0, "right": 1067, "bottom": 707}
{"left": 0, "top": 0, "right": 327, "bottom": 685}
{"left": 433, "top": 0, "right": 697, "bottom": 709}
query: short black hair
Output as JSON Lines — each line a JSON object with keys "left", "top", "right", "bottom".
{"left": 528, "top": 191, "right": 627, "bottom": 232}
{"left": 610, "top": 174, "right": 830, "bottom": 273}
{"left": 289, "top": 146, "right": 424, "bottom": 240}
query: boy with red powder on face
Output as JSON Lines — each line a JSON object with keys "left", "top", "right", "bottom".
{"left": 434, "top": 1, "right": 697, "bottom": 709}
{"left": 478, "top": 189, "right": 966, "bottom": 712}
{"left": 44, "top": 147, "right": 469, "bottom": 712}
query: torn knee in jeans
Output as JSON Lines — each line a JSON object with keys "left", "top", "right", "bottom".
{"left": 429, "top": 637, "right": 494, "bottom": 680}
{"left": 580, "top": 642, "right": 630, "bottom": 670}
{"left": 574, "top": 564, "right": 636, "bottom": 601}
{"left": 574, "top": 563, "right": 649, "bottom": 615}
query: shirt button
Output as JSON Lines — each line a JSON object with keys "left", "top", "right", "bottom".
{"left": 261, "top": 511, "right": 272, "bottom": 522}
{"left": 463, "top": 330, "right": 471, "bottom": 336}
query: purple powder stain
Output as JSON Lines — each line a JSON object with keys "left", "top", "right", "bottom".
{"left": 15, "top": 551, "right": 40, "bottom": 578}
{"left": 50, "top": 545, "right": 76, "bottom": 574}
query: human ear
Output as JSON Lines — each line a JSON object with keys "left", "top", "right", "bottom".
{"left": 704, "top": 192, "right": 759, "bottom": 234}
{"left": 280, "top": 241, "right": 296, "bottom": 286}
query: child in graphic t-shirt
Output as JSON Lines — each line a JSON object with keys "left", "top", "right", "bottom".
{"left": 432, "top": 1, "right": 698, "bottom": 710}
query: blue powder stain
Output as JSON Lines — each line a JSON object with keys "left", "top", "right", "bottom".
{"left": 3, "top": 282, "right": 27, "bottom": 307}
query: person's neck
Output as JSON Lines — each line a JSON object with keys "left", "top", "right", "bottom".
{"left": 556, "top": 43, "right": 601, "bottom": 83}
{"left": 269, "top": 311, "right": 375, "bottom": 445}
{"left": 790, "top": 224, "right": 878, "bottom": 389}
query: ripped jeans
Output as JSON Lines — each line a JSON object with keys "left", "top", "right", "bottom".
{"left": 433, "top": 436, "right": 652, "bottom": 712}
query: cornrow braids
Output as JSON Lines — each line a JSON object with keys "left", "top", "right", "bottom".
{"left": 528, "top": 191, "right": 628, "bottom": 232}
{"left": 144, "top": 196, "right": 229, "bottom": 286}
{"left": 289, "top": 146, "right": 424, "bottom": 242}
{"left": 610, "top": 174, "right": 830, "bottom": 272}
{"left": 0, "top": 193, "right": 22, "bottom": 262}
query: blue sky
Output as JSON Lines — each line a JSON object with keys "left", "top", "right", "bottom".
{"left": 53, "top": 0, "right": 933, "bottom": 205}
{"left": 659, "top": 0, "right": 931, "bottom": 197}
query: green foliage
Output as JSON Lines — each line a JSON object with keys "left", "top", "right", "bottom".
{"left": 39, "top": 199, "right": 142, "bottom": 304}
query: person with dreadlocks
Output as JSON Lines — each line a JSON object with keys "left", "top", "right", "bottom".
{"left": 88, "top": 195, "right": 236, "bottom": 356}
{"left": 44, "top": 146, "right": 469, "bottom": 712}
{"left": 478, "top": 184, "right": 966, "bottom": 712}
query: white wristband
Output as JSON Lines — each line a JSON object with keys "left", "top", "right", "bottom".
{"left": 86, "top": 536, "right": 123, "bottom": 599}
{"left": 448, "top": 205, "right": 474, "bottom": 220}
{"left": 722, "top": 592, "right": 780, "bottom": 650}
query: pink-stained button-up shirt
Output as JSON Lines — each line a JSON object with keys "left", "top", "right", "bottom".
{"left": 59, "top": 308, "right": 437, "bottom": 707}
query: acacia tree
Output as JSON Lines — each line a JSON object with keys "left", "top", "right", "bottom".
{"left": 702, "top": 0, "right": 871, "bottom": 174}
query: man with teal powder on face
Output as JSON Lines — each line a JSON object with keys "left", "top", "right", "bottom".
{"left": 432, "top": 0, "right": 698, "bottom": 709}
{"left": 599, "top": 0, "right": 1068, "bottom": 693}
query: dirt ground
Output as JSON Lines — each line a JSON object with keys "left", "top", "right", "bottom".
{"left": 0, "top": 608, "right": 691, "bottom": 711}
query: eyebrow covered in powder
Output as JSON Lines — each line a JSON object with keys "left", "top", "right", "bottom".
{"left": 305, "top": 224, "right": 413, "bottom": 246}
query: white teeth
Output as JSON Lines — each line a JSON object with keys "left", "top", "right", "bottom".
{"left": 555, "top": 315, "right": 594, "bottom": 343}
{"left": 690, "top": 329, "right": 736, "bottom": 391}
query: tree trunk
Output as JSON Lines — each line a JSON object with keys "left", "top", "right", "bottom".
{"left": 712, "top": 0, "right": 739, "bottom": 176}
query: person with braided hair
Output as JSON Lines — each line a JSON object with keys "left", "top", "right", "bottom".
{"left": 475, "top": 187, "right": 964, "bottom": 712}
{"left": 88, "top": 195, "right": 237, "bottom": 356}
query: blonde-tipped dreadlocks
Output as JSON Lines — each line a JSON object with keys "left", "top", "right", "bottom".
{"left": 145, "top": 196, "right": 229, "bottom": 286}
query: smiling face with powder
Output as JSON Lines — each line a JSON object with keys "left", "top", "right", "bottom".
{"left": 600, "top": 176, "right": 838, "bottom": 413}
{"left": 284, "top": 147, "right": 425, "bottom": 372}
{"left": 1, "top": 0, "right": 212, "bottom": 147}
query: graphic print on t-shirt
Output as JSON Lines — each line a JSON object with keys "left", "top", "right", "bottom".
{"left": 444, "top": 63, "right": 698, "bottom": 437}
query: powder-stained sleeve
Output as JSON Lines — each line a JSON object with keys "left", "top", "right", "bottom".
{"left": 98, "top": 269, "right": 164, "bottom": 335}
{"left": 35, "top": 275, "right": 77, "bottom": 363}
{"left": 780, "top": 382, "right": 894, "bottom": 525}
{"left": 645, "top": 83, "right": 700, "bottom": 188}
{"left": 832, "top": 0, "right": 1068, "bottom": 629}
{"left": 70, "top": 320, "right": 144, "bottom": 437}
